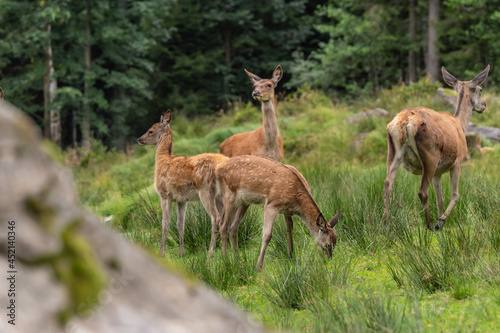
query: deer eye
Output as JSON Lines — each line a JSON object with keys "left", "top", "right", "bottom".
{"left": 149, "top": 131, "right": 153, "bottom": 134}
{"left": 267, "top": 84, "right": 272, "bottom": 88}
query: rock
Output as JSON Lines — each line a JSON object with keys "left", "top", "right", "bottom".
{"left": 343, "top": 108, "right": 390, "bottom": 123}
{"left": 468, "top": 123, "right": 500, "bottom": 143}
{"left": 0, "top": 101, "right": 267, "bottom": 333}
{"left": 465, "top": 132, "right": 482, "bottom": 160}
{"left": 353, "top": 131, "right": 371, "bottom": 150}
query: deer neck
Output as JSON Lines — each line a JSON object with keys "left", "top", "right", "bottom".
{"left": 299, "top": 200, "right": 324, "bottom": 242}
{"left": 155, "top": 130, "right": 173, "bottom": 162}
{"left": 454, "top": 85, "right": 473, "bottom": 133}
{"left": 261, "top": 100, "right": 280, "bottom": 148}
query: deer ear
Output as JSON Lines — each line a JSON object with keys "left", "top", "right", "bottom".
{"left": 162, "top": 110, "right": 172, "bottom": 125}
{"left": 315, "top": 213, "right": 327, "bottom": 231}
{"left": 244, "top": 69, "right": 261, "bottom": 84}
{"left": 328, "top": 210, "right": 341, "bottom": 228}
{"left": 442, "top": 67, "right": 458, "bottom": 88}
{"left": 272, "top": 65, "right": 283, "bottom": 85}
{"left": 471, "top": 65, "right": 490, "bottom": 88}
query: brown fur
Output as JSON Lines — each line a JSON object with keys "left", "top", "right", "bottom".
{"left": 219, "top": 65, "right": 284, "bottom": 162}
{"left": 0, "top": 87, "right": 3, "bottom": 101}
{"left": 216, "top": 155, "right": 339, "bottom": 270}
{"left": 219, "top": 126, "right": 284, "bottom": 161}
{"left": 383, "top": 66, "right": 490, "bottom": 230}
{"left": 138, "top": 111, "right": 229, "bottom": 255}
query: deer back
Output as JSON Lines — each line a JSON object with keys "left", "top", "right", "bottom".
{"left": 219, "top": 127, "right": 284, "bottom": 161}
{"left": 216, "top": 155, "right": 315, "bottom": 214}
{"left": 155, "top": 153, "right": 228, "bottom": 196}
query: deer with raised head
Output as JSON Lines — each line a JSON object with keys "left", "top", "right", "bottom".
{"left": 219, "top": 65, "right": 284, "bottom": 162}
{"left": 137, "top": 111, "right": 229, "bottom": 256}
{"left": 216, "top": 155, "right": 340, "bottom": 270}
{"left": 383, "top": 65, "right": 490, "bottom": 231}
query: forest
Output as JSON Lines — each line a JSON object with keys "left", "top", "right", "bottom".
{"left": 0, "top": 0, "right": 498, "bottom": 149}
{"left": 2, "top": 0, "right": 500, "bottom": 332}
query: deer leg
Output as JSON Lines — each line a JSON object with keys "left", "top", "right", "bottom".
{"left": 176, "top": 202, "right": 187, "bottom": 256}
{"left": 220, "top": 197, "right": 237, "bottom": 259}
{"left": 215, "top": 193, "right": 224, "bottom": 218}
{"left": 436, "top": 165, "right": 461, "bottom": 231}
{"left": 228, "top": 205, "right": 249, "bottom": 261}
{"left": 416, "top": 151, "right": 438, "bottom": 230}
{"left": 432, "top": 176, "right": 444, "bottom": 217}
{"left": 284, "top": 215, "right": 294, "bottom": 259}
{"left": 160, "top": 197, "right": 172, "bottom": 256}
{"left": 383, "top": 133, "right": 402, "bottom": 222}
{"left": 199, "top": 190, "right": 220, "bottom": 254}
{"left": 256, "top": 206, "right": 280, "bottom": 271}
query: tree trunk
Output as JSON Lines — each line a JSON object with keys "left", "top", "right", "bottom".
{"left": 82, "top": 1, "right": 92, "bottom": 151}
{"left": 72, "top": 109, "right": 78, "bottom": 149}
{"left": 44, "top": 21, "right": 61, "bottom": 145}
{"left": 427, "top": 0, "right": 439, "bottom": 81}
{"left": 223, "top": 28, "right": 231, "bottom": 111}
{"left": 409, "top": 0, "right": 418, "bottom": 83}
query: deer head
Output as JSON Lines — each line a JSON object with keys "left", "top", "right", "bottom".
{"left": 244, "top": 65, "right": 283, "bottom": 102}
{"left": 315, "top": 210, "right": 340, "bottom": 257}
{"left": 137, "top": 110, "right": 172, "bottom": 145}
{"left": 442, "top": 65, "right": 489, "bottom": 113}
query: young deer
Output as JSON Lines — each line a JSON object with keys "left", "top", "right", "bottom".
{"left": 138, "top": 111, "right": 228, "bottom": 255}
{"left": 219, "top": 65, "right": 284, "bottom": 162}
{"left": 216, "top": 155, "right": 340, "bottom": 270}
{"left": 383, "top": 66, "right": 490, "bottom": 230}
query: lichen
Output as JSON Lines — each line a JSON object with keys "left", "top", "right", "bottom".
{"left": 52, "top": 220, "right": 107, "bottom": 324}
{"left": 443, "top": 88, "right": 457, "bottom": 96}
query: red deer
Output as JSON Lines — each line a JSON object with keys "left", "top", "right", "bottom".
{"left": 138, "top": 111, "right": 229, "bottom": 255}
{"left": 383, "top": 66, "right": 489, "bottom": 230}
{"left": 216, "top": 155, "right": 340, "bottom": 270}
{"left": 219, "top": 65, "right": 284, "bottom": 162}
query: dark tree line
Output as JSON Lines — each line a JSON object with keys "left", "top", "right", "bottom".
{"left": 0, "top": 0, "right": 497, "bottom": 149}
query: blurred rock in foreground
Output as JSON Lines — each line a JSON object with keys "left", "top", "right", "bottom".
{"left": 0, "top": 102, "right": 266, "bottom": 333}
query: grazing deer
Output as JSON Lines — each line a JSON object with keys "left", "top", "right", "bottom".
{"left": 138, "top": 111, "right": 228, "bottom": 256}
{"left": 216, "top": 155, "right": 340, "bottom": 270}
{"left": 219, "top": 65, "right": 284, "bottom": 162}
{"left": 383, "top": 65, "right": 490, "bottom": 231}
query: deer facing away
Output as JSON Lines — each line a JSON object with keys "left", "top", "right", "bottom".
{"left": 383, "top": 65, "right": 490, "bottom": 230}
{"left": 216, "top": 155, "right": 340, "bottom": 270}
{"left": 219, "top": 65, "right": 284, "bottom": 162}
{"left": 137, "top": 111, "right": 229, "bottom": 255}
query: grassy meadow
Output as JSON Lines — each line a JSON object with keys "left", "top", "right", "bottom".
{"left": 56, "top": 80, "right": 500, "bottom": 332}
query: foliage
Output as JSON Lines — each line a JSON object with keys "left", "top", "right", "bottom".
{"left": 289, "top": 0, "right": 406, "bottom": 96}
{"left": 2, "top": 0, "right": 499, "bottom": 148}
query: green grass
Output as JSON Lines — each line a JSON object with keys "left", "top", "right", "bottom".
{"left": 60, "top": 80, "right": 500, "bottom": 332}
